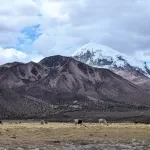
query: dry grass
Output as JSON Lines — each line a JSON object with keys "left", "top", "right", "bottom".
{"left": 0, "top": 122, "right": 150, "bottom": 147}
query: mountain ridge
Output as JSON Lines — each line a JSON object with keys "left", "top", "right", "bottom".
{"left": 73, "top": 43, "right": 150, "bottom": 90}
{"left": 0, "top": 55, "right": 150, "bottom": 120}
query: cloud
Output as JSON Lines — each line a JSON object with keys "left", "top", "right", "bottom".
{"left": 0, "top": 0, "right": 40, "bottom": 47}
{"left": 29, "top": 54, "right": 44, "bottom": 62}
{"left": 0, "top": 0, "right": 150, "bottom": 63}
{"left": 135, "top": 50, "right": 150, "bottom": 62}
{"left": 0, "top": 47, "right": 28, "bottom": 64}
{"left": 60, "top": 0, "right": 150, "bottom": 53}
{"left": 0, "top": 47, "right": 44, "bottom": 65}
{"left": 30, "top": 0, "right": 150, "bottom": 58}
{"left": 31, "top": 33, "right": 86, "bottom": 56}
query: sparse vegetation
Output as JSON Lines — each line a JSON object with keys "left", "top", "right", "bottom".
{"left": 0, "top": 122, "right": 149, "bottom": 148}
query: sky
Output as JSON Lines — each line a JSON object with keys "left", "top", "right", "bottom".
{"left": 0, "top": 0, "right": 150, "bottom": 64}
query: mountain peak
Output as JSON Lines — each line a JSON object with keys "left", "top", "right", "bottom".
{"left": 73, "top": 43, "right": 150, "bottom": 88}
{"left": 39, "top": 55, "right": 74, "bottom": 68}
{"left": 72, "top": 42, "right": 122, "bottom": 57}
{"left": 73, "top": 42, "right": 144, "bottom": 69}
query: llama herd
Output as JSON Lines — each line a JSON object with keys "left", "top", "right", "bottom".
{"left": 0, "top": 118, "right": 108, "bottom": 126}
{"left": 39, "top": 118, "right": 108, "bottom": 126}
{"left": 40, "top": 118, "right": 108, "bottom": 125}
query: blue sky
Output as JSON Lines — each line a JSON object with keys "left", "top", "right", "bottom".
{"left": 0, "top": 0, "right": 150, "bottom": 65}
{"left": 17, "top": 24, "right": 41, "bottom": 51}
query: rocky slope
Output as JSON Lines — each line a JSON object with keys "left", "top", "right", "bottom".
{"left": 0, "top": 55, "right": 150, "bottom": 119}
{"left": 73, "top": 43, "right": 150, "bottom": 91}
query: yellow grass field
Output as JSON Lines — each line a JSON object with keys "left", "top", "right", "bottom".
{"left": 0, "top": 122, "right": 150, "bottom": 148}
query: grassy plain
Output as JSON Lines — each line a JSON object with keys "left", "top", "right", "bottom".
{"left": 0, "top": 122, "right": 149, "bottom": 148}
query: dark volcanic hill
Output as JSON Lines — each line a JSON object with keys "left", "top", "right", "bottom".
{"left": 0, "top": 55, "right": 150, "bottom": 120}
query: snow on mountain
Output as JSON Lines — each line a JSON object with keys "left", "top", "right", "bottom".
{"left": 72, "top": 43, "right": 150, "bottom": 83}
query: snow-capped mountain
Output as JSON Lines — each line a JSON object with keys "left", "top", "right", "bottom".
{"left": 72, "top": 43, "right": 150, "bottom": 89}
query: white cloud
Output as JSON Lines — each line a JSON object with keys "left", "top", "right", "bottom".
{"left": 135, "top": 50, "right": 150, "bottom": 62}
{"left": 0, "top": 0, "right": 39, "bottom": 16}
{"left": 29, "top": 0, "right": 150, "bottom": 59}
{"left": 0, "top": 47, "right": 44, "bottom": 64}
{"left": 0, "top": 47, "right": 28, "bottom": 64}
{"left": 30, "top": 54, "right": 44, "bottom": 62}
{"left": 0, "top": 0, "right": 40, "bottom": 46}
{"left": 31, "top": 33, "right": 86, "bottom": 56}
{"left": 0, "top": 0, "right": 150, "bottom": 63}
{"left": 40, "top": 1, "right": 67, "bottom": 20}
